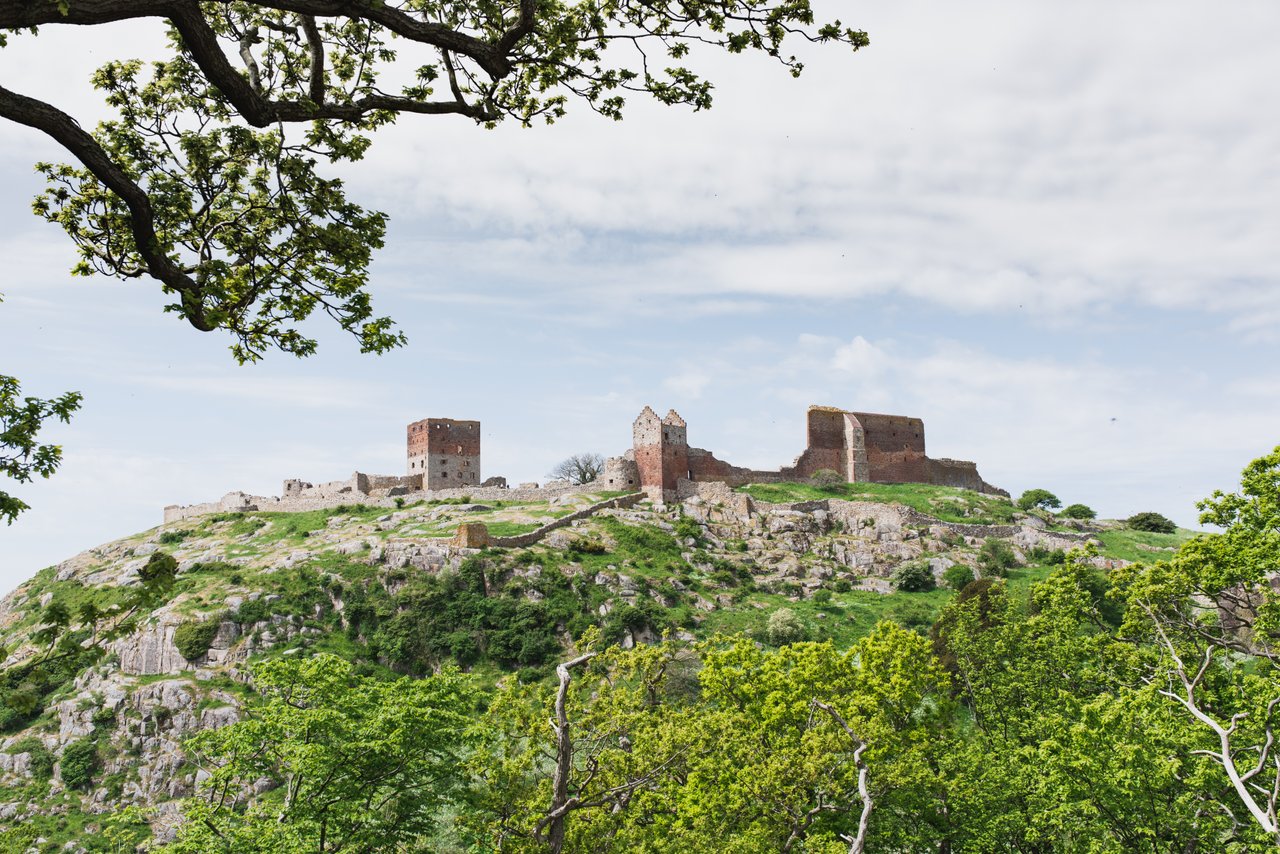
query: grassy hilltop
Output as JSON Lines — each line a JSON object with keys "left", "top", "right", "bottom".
{"left": 0, "top": 481, "right": 1205, "bottom": 850}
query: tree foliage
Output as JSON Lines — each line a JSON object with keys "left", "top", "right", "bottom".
{"left": 1016, "top": 488, "right": 1061, "bottom": 511}
{"left": 1060, "top": 502, "right": 1097, "bottom": 520}
{"left": 1127, "top": 510, "right": 1177, "bottom": 533}
{"left": 1, "top": 0, "right": 867, "bottom": 363}
{"left": 1115, "top": 446, "right": 1280, "bottom": 843}
{"left": 172, "top": 653, "right": 475, "bottom": 852}
{"left": 0, "top": 372, "right": 82, "bottom": 524}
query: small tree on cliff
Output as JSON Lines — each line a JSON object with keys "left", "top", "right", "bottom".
{"left": 1016, "top": 489, "right": 1062, "bottom": 512}
{"left": 549, "top": 453, "right": 605, "bottom": 485}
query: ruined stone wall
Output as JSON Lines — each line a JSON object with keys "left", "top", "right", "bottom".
{"left": 925, "top": 458, "right": 1008, "bottom": 496}
{"left": 686, "top": 449, "right": 788, "bottom": 488}
{"left": 601, "top": 456, "right": 640, "bottom": 490}
{"left": 163, "top": 480, "right": 610, "bottom": 523}
{"left": 407, "top": 418, "right": 481, "bottom": 489}
{"left": 850, "top": 412, "right": 929, "bottom": 484}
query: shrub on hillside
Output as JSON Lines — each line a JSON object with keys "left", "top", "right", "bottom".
{"left": 977, "top": 540, "right": 1019, "bottom": 578}
{"left": 59, "top": 738, "right": 98, "bottom": 790}
{"left": 811, "top": 589, "right": 832, "bottom": 605}
{"left": 942, "top": 563, "right": 975, "bottom": 591}
{"left": 138, "top": 551, "right": 178, "bottom": 586}
{"left": 9, "top": 737, "right": 54, "bottom": 781}
{"left": 892, "top": 560, "right": 936, "bottom": 592}
{"left": 1026, "top": 546, "right": 1066, "bottom": 566}
{"left": 1016, "top": 489, "right": 1061, "bottom": 511}
{"left": 766, "top": 608, "right": 807, "bottom": 645}
{"left": 174, "top": 619, "right": 221, "bottom": 661}
{"left": 674, "top": 515, "right": 704, "bottom": 544}
{"left": 1060, "top": 503, "right": 1097, "bottom": 520}
{"left": 1127, "top": 511, "right": 1176, "bottom": 533}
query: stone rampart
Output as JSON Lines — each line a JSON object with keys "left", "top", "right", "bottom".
{"left": 163, "top": 478, "right": 619, "bottom": 524}
{"left": 490, "top": 493, "right": 645, "bottom": 548}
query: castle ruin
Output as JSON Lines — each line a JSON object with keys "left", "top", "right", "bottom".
{"left": 165, "top": 405, "right": 1003, "bottom": 521}
{"left": 407, "top": 417, "right": 481, "bottom": 489}
{"left": 601, "top": 405, "right": 1005, "bottom": 503}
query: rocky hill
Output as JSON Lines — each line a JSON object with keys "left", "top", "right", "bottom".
{"left": 0, "top": 481, "right": 1190, "bottom": 850}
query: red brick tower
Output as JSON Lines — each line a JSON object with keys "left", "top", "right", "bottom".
{"left": 406, "top": 418, "right": 481, "bottom": 490}
{"left": 632, "top": 407, "right": 689, "bottom": 502}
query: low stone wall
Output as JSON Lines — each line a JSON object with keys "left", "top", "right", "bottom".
{"left": 163, "top": 479, "right": 610, "bottom": 523}
{"left": 491, "top": 493, "right": 645, "bottom": 548}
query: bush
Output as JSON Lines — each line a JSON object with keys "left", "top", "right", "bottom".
{"left": 567, "top": 537, "right": 607, "bottom": 556}
{"left": 173, "top": 618, "right": 220, "bottom": 661}
{"left": 674, "top": 515, "right": 703, "bottom": 543}
{"left": 942, "top": 563, "right": 975, "bottom": 591}
{"left": 977, "top": 540, "right": 1019, "bottom": 578}
{"left": 892, "top": 561, "right": 936, "bottom": 592}
{"left": 1026, "top": 546, "right": 1066, "bottom": 566}
{"left": 1016, "top": 489, "right": 1061, "bottom": 512}
{"left": 811, "top": 589, "right": 832, "bottom": 605}
{"left": 156, "top": 529, "right": 190, "bottom": 545}
{"left": 59, "top": 738, "right": 98, "bottom": 790}
{"left": 1060, "top": 503, "right": 1096, "bottom": 520}
{"left": 1127, "top": 512, "right": 1176, "bottom": 533}
{"left": 9, "top": 737, "right": 54, "bottom": 781}
{"left": 833, "top": 579, "right": 852, "bottom": 593}
{"left": 138, "top": 551, "right": 178, "bottom": 586}
{"left": 766, "top": 608, "right": 807, "bottom": 645}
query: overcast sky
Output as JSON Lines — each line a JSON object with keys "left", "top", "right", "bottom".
{"left": 2, "top": 2, "right": 1278, "bottom": 593}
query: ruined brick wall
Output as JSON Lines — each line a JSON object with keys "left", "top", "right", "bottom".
{"left": 407, "top": 418, "right": 481, "bottom": 490}
{"left": 793, "top": 407, "right": 868, "bottom": 481}
{"left": 850, "top": 412, "right": 929, "bottom": 484}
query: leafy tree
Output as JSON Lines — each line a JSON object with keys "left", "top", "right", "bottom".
{"left": 468, "top": 629, "right": 951, "bottom": 852}
{"left": 1115, "top": 447, "right": 1280, "bottom": 843}
{"left": 891, "top": 560, "right": 935, "bottom": 592}
{"left": 1016, "top": 488, "right": 1061, "bottom": 511}
{"left": 0, "top": 373, "right": 82, "bottom": 524}
{"left": 1, "top": 0, "right": 866, "bottom": 365}
{"left": 172, "top": 653, "right": 475, "bottom": 852}
{"left": 1126, "top": 511, "right": 1177, "bottom": 533}
{"left": 548, "top": 453, "right": 605, "bottom": 485}
{"left": 1060, "top": 502, "right": 1097, "bottom": 520}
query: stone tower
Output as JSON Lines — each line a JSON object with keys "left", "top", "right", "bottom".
{"left": 633, "top": 407, "right": 689, "bottom": 502}
{"left": 406, "top": 418, "right": 481, "bottom": 490}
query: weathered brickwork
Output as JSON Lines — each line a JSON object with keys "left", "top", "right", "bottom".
{"left": 407, "top": 418, "right": 481, "bottom": 489}
{"left": 630, "top": 404, "right": 1005, "bottom": 502}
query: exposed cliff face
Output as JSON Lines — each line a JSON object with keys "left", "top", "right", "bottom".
{"left": 0, "top": 484, "right": 1109, "bottom": 850}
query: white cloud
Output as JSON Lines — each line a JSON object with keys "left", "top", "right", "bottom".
{"left": 663, "top": 370, "right": 712, "bottom": 400}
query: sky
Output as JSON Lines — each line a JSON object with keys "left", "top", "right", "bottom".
{"left": 1, "top": 2, "right": 1278, "bottom": 593}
